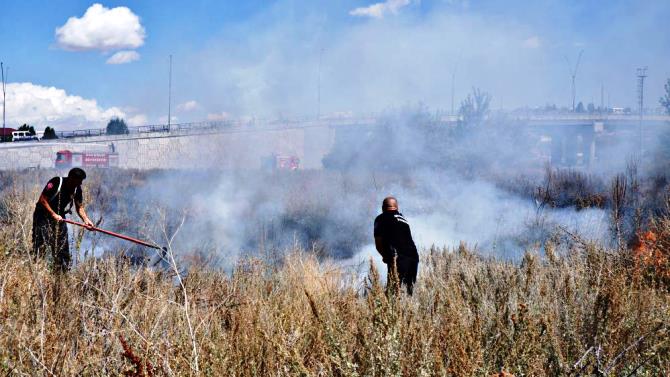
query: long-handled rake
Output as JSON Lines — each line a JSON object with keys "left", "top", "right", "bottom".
{"left": 64, "top": 218, "right": 168, "bottom": 267}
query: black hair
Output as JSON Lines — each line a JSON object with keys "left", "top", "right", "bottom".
{"left": 68, "top": 167, "right": 87, "bottom": 180}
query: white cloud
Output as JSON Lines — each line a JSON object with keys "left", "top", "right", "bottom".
{"left": 127, "top": 114, "right": 148, "bottom": 126}
{"left": 177, "top": 100, "right": 199, "bottom": 112}
{"left": 158, "top": 116, "right": 178, "bottom": 124}
{"left": 349, "top": 0, "right": 412, "bottom": 19}
{"left": 522, "top": 36, "right": 541, "bottom": 49}
{"left": 55, "top": 3, "right": 145, "bottom": 51}
{"left": 207, "top": 112, "right": 231, "bottom": 121}
{"left": 106, "top": 50, "right": 141, "bottom": 64}
{"left": 1, "top": 82, "right": 126, "bottom": 131}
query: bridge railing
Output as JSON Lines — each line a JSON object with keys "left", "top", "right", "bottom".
{"left": 51, "top": 117, "right": 380, "bottom": 140}
{"left": 50, "top": 113, "right": 670, "bottom": 140}
{"left": 55, "top": 121, "right": 238, "bottom": 139}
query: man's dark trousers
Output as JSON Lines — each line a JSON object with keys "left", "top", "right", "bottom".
{"left": 387, "top": 255, "right": 418, "bottom": 295}
{"left": 32, "top": 211, "right": 70, "bottom": 272}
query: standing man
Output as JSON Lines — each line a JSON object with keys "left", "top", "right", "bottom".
{"left": 32, "top": 168, "right": 94, "bottom": 271}
{"left": 373, "top": 196, "right": 419, "bottom": 295}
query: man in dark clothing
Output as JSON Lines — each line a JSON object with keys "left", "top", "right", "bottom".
{"left": 373, "top": 196, "right": 419, "bottom": 295}
{"left": 32, "top": 168, "right": 94, "bottom": 271}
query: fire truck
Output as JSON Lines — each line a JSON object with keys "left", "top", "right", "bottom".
{"left": 262, "top": 155, "right": 300, "bottom": 170}
{"left": 55, "top": 150, "right": 119, "bottom": 168}
{"left": 276, "top": 156, "right": 300, "bottom": 170}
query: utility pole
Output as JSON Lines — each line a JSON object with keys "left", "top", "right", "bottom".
{"left": 450, "top": 70, "right": 456, "bottom": 116}
{"left": 564, "top": 50, "right": 583, "bottom": 112}
{"left": 1, "top": 62, "right": 6, "bottom": 142}
{"left": 167, "top": 55, "right": 172, "bottom": 131}
{"left": 317, "top": 48, "right": 323, "bottom": 120}
{"left": 637, "top": 67, "right": 647, "bottom": 159}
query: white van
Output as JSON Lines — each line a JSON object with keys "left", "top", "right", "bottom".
{"left": 11, "top": 131, "right": 39, "bottom": 142}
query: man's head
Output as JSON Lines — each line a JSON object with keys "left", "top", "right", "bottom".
{"left": 382, "top": 196, "right": 398, "bottom": 212}
{"left": 67, "top": 168, "right": 87, "bottom": 186}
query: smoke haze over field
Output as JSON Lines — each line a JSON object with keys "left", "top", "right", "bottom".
{"left": 2, "top": 1, "right": 669, "bottom": 271}
{"left": 85, "top": 107, "right": 624, "bottom": 269}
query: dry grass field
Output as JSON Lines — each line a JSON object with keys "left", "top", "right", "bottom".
{"left": 0, "top": 170, "right": 669, "bottom": 376}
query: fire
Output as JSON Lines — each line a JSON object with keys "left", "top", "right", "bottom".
{"left": 631, "top": 230, "right": 669, "bottom": 279}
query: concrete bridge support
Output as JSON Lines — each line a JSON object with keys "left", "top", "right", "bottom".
{"left": 548, "top": 123, "right": 599, "bottom": 168}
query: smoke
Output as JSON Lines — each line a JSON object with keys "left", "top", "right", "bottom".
{"left": 146, "top": 0, "right": 670, "bottom": 122}
{"left": 81, "top": 104, "right": 627, "bottom": 272}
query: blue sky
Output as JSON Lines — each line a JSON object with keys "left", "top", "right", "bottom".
{"left": 0, "top": 0, "right": 669, "bottom": 130}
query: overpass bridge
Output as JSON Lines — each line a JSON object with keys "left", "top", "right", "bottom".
{"left": 503, "top": 114, "right": 670, "bottom": 167}
{"left": 0, "top": 114, "right": 667, "bottom": 170}
{"left": 503, "top": 114, "right": 670, "bottom": 128}
{"left": 45, "top": 113, "right": 669, "bottom": 140}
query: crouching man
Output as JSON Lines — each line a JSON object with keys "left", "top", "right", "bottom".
{"left": 32, "top": 168, "right": 94, "bottom": 272}
{"left": 373, "top": 196, "right": 419, "bottom": 295}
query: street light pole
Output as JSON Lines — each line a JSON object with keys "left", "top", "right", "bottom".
{"left": 168, "top": 55, "right": 172, "bottom": 132}
{"left": 1, "top": 62, "right": 6, "bottom": 142}
{"left": 637, "top": 67, "right": 647, "bottom": 161}
{"left": 317, "top": 48, "right": 323, "bottom": 120}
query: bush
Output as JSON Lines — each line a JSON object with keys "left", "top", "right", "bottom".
{"left": 106, "top": 117, "right": 129, "bottom": 135}
{"left": 42, "top": 126, "right": 58, "bottom": 140}
{"left": 17, "top": 124, "right": 36, "bottom": 135}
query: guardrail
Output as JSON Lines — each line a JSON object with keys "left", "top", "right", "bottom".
{"left": 48, "top": 113, "right": 670, "bottom": 141}
{"left": 51, "top": 118, "right": 379, "bottom": 140}
{"left": 55, "top": 120, "right": 238, "bottom": 139}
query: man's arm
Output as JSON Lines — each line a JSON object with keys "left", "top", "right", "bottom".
{"left": 74, "top": 199, "right": 94, "bottom": 228}
{"left": 374, "top": 217, "right": 385, "bottom": 256}
{"left": 73, "top": 187, "right": 93, "bottom": 228}
{"left": 38, "top": 194, "right": 63, "bottom": 222}
{"left": 375, "top": 236, "right": 385, "bottom": 255}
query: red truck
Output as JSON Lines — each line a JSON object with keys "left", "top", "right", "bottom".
{"left": 55, "top": 150, "right": 119, "bottom": 169}
{"left": 262, "top": 155, "right": 300, "bottom": 170}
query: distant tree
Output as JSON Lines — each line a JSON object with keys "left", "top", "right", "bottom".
{"left": 587, "top": 103, "right": 596, "bottom": 113}
{"left": 18, "top": 124, "right": 36, "bottom": 135}
{"left": 106, "top": 117, "right": 129, "bottom": 135}
{"left": 661, "top": 78, "right": 670, "bottom": 115}
{"left": 544, "top": 103, "right": 557, "bottom": 112}
{"left": 575, "top": 102, "right": 585, "bottom": 113}
{"left": 458, "top": 87, "right": 491, "bottom": 132}
{"left": 42, "top": 126, "right": 58, "bottom": 140}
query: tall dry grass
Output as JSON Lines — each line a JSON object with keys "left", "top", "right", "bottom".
{"left": 1, "top": 242, "right": 668, "bottom": 375}
{"left": 0, "top": 171, "right": 669, "bottom": 375}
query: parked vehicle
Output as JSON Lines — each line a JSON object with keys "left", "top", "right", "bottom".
{"left": 55, "top": 150, "right": 119, "bottom": 168}
{"left": 12, "top": 131, "right": 39, "bottom": 142}
{"left": 262, "top": 155, "right": 300, "bottom": 170}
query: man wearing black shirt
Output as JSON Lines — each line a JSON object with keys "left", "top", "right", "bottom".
{"left": 32, "top": 168, "right": 94, "bottom": 271}
{"left": 373, "top": 196, "right": 419, "bottom": 295}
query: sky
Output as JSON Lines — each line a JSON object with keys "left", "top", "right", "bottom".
{"left": 0, "top": 0, "right": 669, "bottom": 131}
